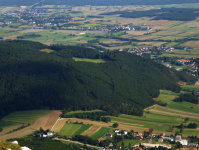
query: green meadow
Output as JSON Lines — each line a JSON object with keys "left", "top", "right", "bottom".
{"left": 168, "top": 101, "right": 199, "bottom": 114}
{"left": 90, "top": 127, "right": 111, "bottom": 140}
{"left": 154, "top": 90, "right": 180, "bottom": 103}
{"left": 118, "top": 113, "right": 182, "bottom": 125}
{"left": 2, "top": 109, "right": 53, "bottom": 124}
{"left": 181, "top": 84, "right": 199, "bottom": 91}
{"left": 0, "top": 120, "right": 18, "bottom": 129}
{"left": 72, "top": 125, "right": 91, "bottom": 137}
{"left": 118, "top": 139, "right": 140, "bottom": 147}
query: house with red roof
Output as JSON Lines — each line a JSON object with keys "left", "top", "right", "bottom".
{"left": 134, "top": 147, "right": 142, "bottom": 150}
{"left": 146, "top": 135, "right": 152, "bottom": 141}
{"left": 67, "top": 137, "right": 72, "bottom": 140}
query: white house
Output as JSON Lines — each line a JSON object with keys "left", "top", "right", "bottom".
{"left": 47, "top": 132, "right": 53, "bottom": 137}
{"left": 179, "top": 140, "right": 188, "bottom": 146}
{"left": 115, "top": 129, "right": 120, "bottom": 133}
{"left": 43, "top": 135, "right": 47, "bottom": 138}
{"left": 117, "top": 132, "right": 121, "bottom": 136}
{"left": 124, "top": 130, "right": 128, "bottom": 135}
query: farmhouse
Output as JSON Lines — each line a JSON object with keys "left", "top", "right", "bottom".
{"left": 47, "top": 132, "right": 53, "bottom": 137}
{"left": 115, "top": 129, "right": 120, "bottom": 133}
{"left": 152, "top": 133, "right": 166, "bottom": 137}
{"left": 158, "top": 138, "right": 163, "bottom": 142}
{"left": 107, "top": 132, "right": 112, "bottom": 137}
{"left": 175, "top": 135, "right": 188, "bottom": 146}
{"left": 138, "top": 135, "right": 143, "bottom": 140}
{"left": 123, "top": 130, "right": 128, "bottom": 135}
{"left": 134, "top": 147, "right": 142, "bottom": 150}
{"left": 146, "top": 135, "right": 152, "bottom": 141}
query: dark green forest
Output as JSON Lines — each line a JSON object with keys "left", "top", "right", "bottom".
{"left": 101, "top": 8, "right": 199, "bottom": 21}
{"left": 0, "top": 0, "right": 199, "bottom": 6}
{"left": 0, "top": 40, "right": 196, "bottom": 118}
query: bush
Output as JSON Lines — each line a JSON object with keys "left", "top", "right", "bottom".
{"left": 112, "top": 123, "right": 119, "bottom": 128}
{"left": 187, "top": 123, "right": 197, "bottom": 129}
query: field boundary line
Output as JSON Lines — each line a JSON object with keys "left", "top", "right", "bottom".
{"left": 89, "top": 126, "right": 101, "bottom": 136}
{"left": 80, "top": 125, "right": 92, "bottom": 135}
{"left": 51, "top": 117, "right": 61, "bottom": 131}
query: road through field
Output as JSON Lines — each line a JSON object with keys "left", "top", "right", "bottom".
{"left": 0, "top": 110, "right": 61, "bottom": 140}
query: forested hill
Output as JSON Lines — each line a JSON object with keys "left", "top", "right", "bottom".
{"left": 0, "top": 0, "right": 199, "bottom": 6}
{"left": 0, "top": 40, "right": 196, "bottom": 118}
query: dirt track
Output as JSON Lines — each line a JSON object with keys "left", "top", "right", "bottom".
{"left": 0, "top": 110, "right": 61, "bottom": 140}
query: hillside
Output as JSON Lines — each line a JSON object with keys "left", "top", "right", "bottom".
{"left": 0, "top": 40, "right": 196, "bottom": 118}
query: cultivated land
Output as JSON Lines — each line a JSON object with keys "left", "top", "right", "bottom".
{"left": 1, "top": 4, "right": 199, "bottom": 53}
{"left": 0, "top": 110, "right": 61, "bottom": 140}
{"left": 1, "top": 4, "right": 199, "bottom": 144}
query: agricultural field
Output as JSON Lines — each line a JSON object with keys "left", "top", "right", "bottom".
{"left": 89, "top": 127, "right": 111, "bottom": 140}
{"left": 2, "top": 109, "right": 53, "bottom": 124}
{"left": 58, "top": 123, "right": 91, "bottom": 137}
{"left": 0, "top": 110, "right": 61, "bottom": 140}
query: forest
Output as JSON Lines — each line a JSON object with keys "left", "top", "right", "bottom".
{"left": 0, "top": 40, "right": 196, "bottom": 119}
{"left": 0, "top": 0, "right": 199, "bottom": 6}
{"left": 101, "top": 8, "right": 199, "bottom": 21}
{"left": 173, "top": 93, "right": 199, "bottom": 104}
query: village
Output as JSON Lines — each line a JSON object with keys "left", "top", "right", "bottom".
{"left": 38, "top": 128, "right": 194, "bottom": 150}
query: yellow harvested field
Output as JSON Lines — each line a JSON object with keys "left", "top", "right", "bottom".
{"left": 81, "top": 126, "right": 100, "bottom": 136}
{"left": 52, "top": 118, "right": 68, "bottom": 133}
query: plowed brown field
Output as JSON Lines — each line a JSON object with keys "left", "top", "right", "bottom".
{"left": 81, "top": 126, "right": 100, "bottom": 136}
{"left": 43, "top": 110, "right": 62, "bottom": 130}
{"left": 52, "top": 118, "right": 68, "bottom": 133}
{"left": 0, "top": 110, "right": 61, "bottom": 140}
